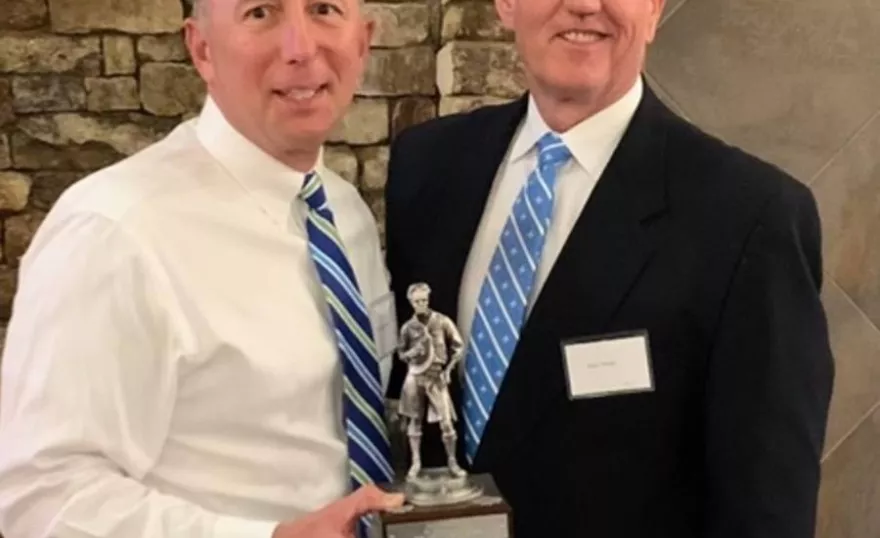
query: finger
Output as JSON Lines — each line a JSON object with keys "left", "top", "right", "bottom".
{"left": 357, "top": 484, "right": 405, "bottom": 512}
{"left": 336, "top": 484, "right": 405, "bottom": 521}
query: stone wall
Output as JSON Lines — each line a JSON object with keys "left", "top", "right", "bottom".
{"left": 0, "top": 0, "right": 519, "bottom": 340}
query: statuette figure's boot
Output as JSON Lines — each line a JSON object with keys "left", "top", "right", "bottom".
{"left": 443, "top": 433, "right": 466, "bottom": 477}
{"left": 407, "top": 433, "right": 422, "bottom": 479}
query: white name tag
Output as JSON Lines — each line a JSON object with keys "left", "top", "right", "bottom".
{"left": 562, "top": 331, "right": 654, "bottom": 399}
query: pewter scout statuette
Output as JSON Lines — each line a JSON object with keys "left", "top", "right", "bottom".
{"left": 395, "top": 282, "right": 482, "bottom": 506}
{"left": 368, "top": 282, "right": 512, "bottom": 537}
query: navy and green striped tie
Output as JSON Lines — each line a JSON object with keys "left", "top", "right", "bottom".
{"left": 298, "top": 171, "right": 393, "bottom": 532}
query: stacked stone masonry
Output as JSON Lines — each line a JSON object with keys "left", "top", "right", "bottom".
{"left": 0, "top": 0, "right": 521, "bottom": 335}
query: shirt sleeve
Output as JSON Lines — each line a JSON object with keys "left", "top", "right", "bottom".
{"left": 0, "top": 210, "right": 278, "bottom": 538}
{"left": 703, "top": 184, "right": 833, "bottom": 537}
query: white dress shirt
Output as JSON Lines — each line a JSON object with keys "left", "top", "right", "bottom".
{"left": 0, "top": 97, "right": 396, "bottom": 538}
{"left": 457, "top": 78, "right": 643, "bottom": 340}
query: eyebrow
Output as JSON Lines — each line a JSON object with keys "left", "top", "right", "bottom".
{"left": 234, "top": 0, "right": 273, "bottom": 8}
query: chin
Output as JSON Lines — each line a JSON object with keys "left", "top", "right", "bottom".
{"left": 544, "top": 65, "right": 603, "bottom": 90}
{"left": 542, "top": 82, "right": 603, "bottom": 102}
{"left": 294, "top": 118, "right": 333, "bottom": 134}
{"left": 276, "top": 109, "right": 333, "bottom": 133}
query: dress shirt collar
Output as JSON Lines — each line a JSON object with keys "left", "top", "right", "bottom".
{"left": 509, "top": 76, "right": 643, "bottom": 177}
{"left": 194, "top": 96, "right": 328, "bottom": 225}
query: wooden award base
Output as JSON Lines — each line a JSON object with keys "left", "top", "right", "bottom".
{"left": 369, "top": 472, "right": 512, "bottom": 538}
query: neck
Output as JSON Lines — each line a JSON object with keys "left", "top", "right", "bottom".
{"left": 528, "top": 75, "right": 640, "bottom": 133}
{"left": 276, "top": 148, "right": 320, "bottom": 174}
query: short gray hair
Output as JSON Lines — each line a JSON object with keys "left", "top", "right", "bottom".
{"left": 189, "top": 0, "right": 206, "bottom": 18}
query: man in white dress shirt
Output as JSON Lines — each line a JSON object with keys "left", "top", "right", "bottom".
{"left": 0, "top": 0, "right": 403, "bottom": 537}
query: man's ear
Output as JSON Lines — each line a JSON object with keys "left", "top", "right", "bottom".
{"left": 645, "top": 0, "right": 667, "bottom": 43}
{"left": 494, "top": 0, "right": 516, "bottom": 30}
{"left": 184, "top": 17, "right": 214, "bottom": 83}
{"left": 360, "top": 18, "right": 375, "bottom": 59}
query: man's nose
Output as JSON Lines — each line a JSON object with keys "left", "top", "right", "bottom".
{"left": 279, "top": 10, "right": 317, "bottom": 63}
{"left": 561, "top": 0, "right": 602, "bottom": 16}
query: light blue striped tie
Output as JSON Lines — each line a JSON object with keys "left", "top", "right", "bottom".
{"left": 462, "top": 132, "right": 571, "bottom": 463}
{"left": 299, "top": 172, "right": 393, "bottom": 535}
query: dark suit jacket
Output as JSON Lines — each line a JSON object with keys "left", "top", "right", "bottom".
{"left": 383, "top": 80, "right": 834, "bottom": 538}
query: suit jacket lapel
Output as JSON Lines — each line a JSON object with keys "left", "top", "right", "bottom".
{"left": 420, "top": 98, "right": 529, "bottom": 322}
{"left": 473, "top": 84, "right": 674, "bottom": 469}
{"left": 544, "top": 85, "right": 671, "bottom": 331}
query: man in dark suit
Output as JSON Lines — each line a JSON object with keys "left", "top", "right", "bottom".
{"left": 383, "top": 0, "right": 834, "bottom": 537}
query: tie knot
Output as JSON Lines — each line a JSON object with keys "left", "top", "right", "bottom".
{"left": 536, "top": 132, "right": 571, "bottom": 168}
{"left": 299, "top": 171, "right": 328, "bottom": 212}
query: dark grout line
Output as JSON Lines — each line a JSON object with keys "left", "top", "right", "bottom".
{"left": 660, "top": 0, "right": 691, "bottom": 28}
{"left": 808, "top": 108, "right": 880, "bottom": 188}
{"left": 822, "top": 397, "right": 880, "bottom": 463}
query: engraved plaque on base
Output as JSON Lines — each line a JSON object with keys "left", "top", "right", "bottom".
{"left": 369, "top": 472, "right": 511, "bottom": 538}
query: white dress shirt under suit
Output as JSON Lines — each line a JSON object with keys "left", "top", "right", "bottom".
{"left": 457, "top": 78, "right": 643, "bottom": 338}
{"left": 0, "top": 98, "right": 395, "bottom": 538}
